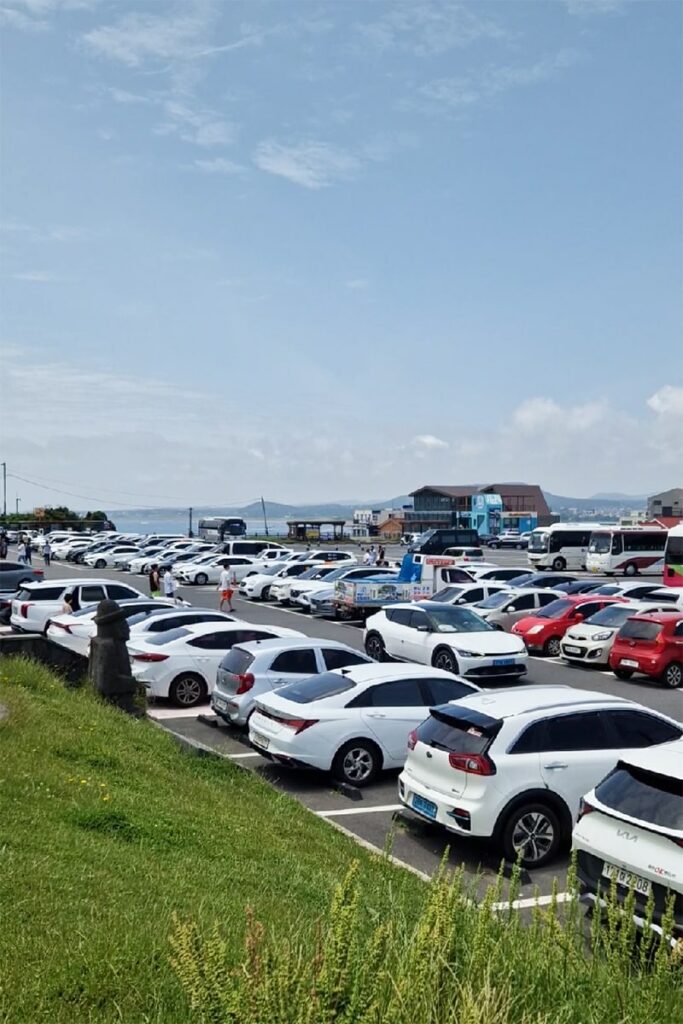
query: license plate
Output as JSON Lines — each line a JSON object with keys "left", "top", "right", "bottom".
{"left": 493, "top": 658, "right": 514, "bottom": 666}
{"left": 621, "top": 659, "right": 639, "bottom": 669}
{"left": 412, "top": 794, "right": 437, "bottom": 819}
{"left": 251, "top": 731, "right": 269, "bottom": 751}
{"left": 563, "top": 645, "right": 581, "bottom": 655}
{"left": 213, "top": 697, "right": 228, "bottom": 711}
{"left": 602, "top": 862, "right": 651, "bottom": 896}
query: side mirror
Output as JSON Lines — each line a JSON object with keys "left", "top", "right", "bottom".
{"left": 492, "top": 623, "right": 504, "bottom": 631}
{"left": 416, "top": 623, "right": 431, "bottom": 632}
{"left": 508, "top": 606, "right": 517, "bottom": 612}
{"left": 573, "top": 612, "right": 584, "bottom": 622}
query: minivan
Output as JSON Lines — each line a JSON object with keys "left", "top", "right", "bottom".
{"left": 408, "top": 529, "right": 480, "bottom": 556}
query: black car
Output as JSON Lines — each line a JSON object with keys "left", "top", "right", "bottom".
{"left": 553, "top": 580, "right": 603, "bottom": 595}
{"left": 505, "top": 571, "right": 577, "bottom": 590}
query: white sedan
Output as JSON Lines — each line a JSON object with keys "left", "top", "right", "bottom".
{"left": 363, "top": 601, "right": 528, "bottom": 682}
{"left": 46, "top": 598, "right": 182, "bottom": 656}
{"left": 84, "top": 544, "right": 142, "bottom": 568}
{"left": 270, "top": 564, "right": 340, "bottom": 605}
{"left": 128, "top": 621, "right": 305, "bottom": 707}
{"left": 249, "top": 663, "right": 481, "bottom": 786}
{"left": 174, "top": 555, "right": 262, "bottom": 586}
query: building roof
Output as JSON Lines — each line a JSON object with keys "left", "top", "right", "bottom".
{"left": 648, "top": 487, "right": 683, "bottom": 503}
{"left": 410, "top": 482, "right": 550, "bottom": 516}
{"left": 639, "top": 518, "right": 682, "bottom": 530}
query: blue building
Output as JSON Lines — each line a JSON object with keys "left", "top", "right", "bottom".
{"left": 405, "top": 483, "right": 552, "bottom": 537}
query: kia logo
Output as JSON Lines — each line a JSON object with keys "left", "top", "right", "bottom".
{"left": 617, "top": 829, "right": 638, "bottom": 841}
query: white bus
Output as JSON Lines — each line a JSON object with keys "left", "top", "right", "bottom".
{"left": 663, "top": 523, "right": 683, "bottom": 588}
{"left": 527, "top": 523, "right": 597, "bottom": 571}
{"left": 585, "top": 527, "right": 668, "bottom": 576}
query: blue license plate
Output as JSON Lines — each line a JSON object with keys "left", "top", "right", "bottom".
{"left": 412, "top": 794, "right": 437, "bottom": 819}
{"left": 494, "top": 658, "right": 514, "bottom": 666}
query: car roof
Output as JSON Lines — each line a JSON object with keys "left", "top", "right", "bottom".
{"left": 180, "top": 621, "right": 302, "bottom": 637}
{"left": 231, "top": 636, "right": 363, "bottom": 655}
{"left": 624, "top": 611, "right": 683, "bottom": 625}
{"left": 19, "top": 577, "right": 117, "bottom": 589}
{"left": 615, "top": 738, "right": 683, "bottom": 781}
{"left": 446, "top": 685, "right": 633, "bottom": 721}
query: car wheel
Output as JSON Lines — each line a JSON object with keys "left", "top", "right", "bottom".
{"left": 195, "top": 572, "right": 208, "bottom": 586}
{"left": 364, "top": 632, "right": 386, "bottom": 661}
{"left": 614, "top": 669, "right": 634, "bottom": 680}
{"left": 623, "top": 562, "right": 638, "bottom": 577}
{"left": 661, "top": 662, "right": 682, "bottom": 689}
{"left": 169, "top": 674, "right": 207, "bottom": 708}
{"left": 500, "top": 802, "right": 562, "bottom": 869}
{"left": 543, "top": 636, "right": 561, "bottom": 657}
{"left": 262, "top": 586, "right": 271, "bottom": 601}
{"left": 432, "top": 647, "right": 458, "bottom": 674}
{"left": 95, "top": 558, "right": 106, "bottom": 569}
{"left": 515, "top": 543, "right": 522, "bottom": 549}
{"left": 332, "top": 739, "right": 381, "bottom": 787}
{"left": 551, "top": 557, "right": 566, "bottom": 571}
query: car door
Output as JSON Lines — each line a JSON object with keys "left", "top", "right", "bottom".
{"left": 499, "top": 592, "right": 537, "bottom": 629}
{"left": 106, "top": 583, "right": 143, "bottom": 602}
{"left": 265, "top": 647, "right": 320, "bottom": 690}
{"left": 187, "top": 630, "right": 277, "bottom": 689}
{"left": 601, "top": 709, "right": 682, "bottom": 750}
{"left": 321, "top": 648, "right": 370, "bottom": 671}
{"left": 537, "top": 711, "right": 617, "bottom": 819}
{"left": 352, "top": 678, "right": 433, "bottom": 762}
{"left": 402, "top": 608, "right": 435, "bottom": 663}
{"left": 381, "top": 608, "right": 413, "bottom": 659}
{"left": 77, "top": 584, "right": 107, "bottom": 609}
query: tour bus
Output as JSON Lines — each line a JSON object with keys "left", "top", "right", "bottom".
{"left": 585, "top": 526, "right": 668, "bottom": 576}
{"left": 663, "top": 524, "right": 683, "bottom": 587}
{"left": 527, "top": 523, "right": 597, "bottom": 571}
{"left": 197, "top": 517, "right": 247, "bottom": 542}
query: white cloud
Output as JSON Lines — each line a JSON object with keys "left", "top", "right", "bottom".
{"left": 155, "top": 100, "right": 236, "bottom": 147}
{"left": 412, "top": 434, "right": 450, "bottom": 450}
{"left": 193, "top": 157, "right": 244, "bottom": 175}
{"left": 355, "top": 1, "right": 507, "bottom": 57}
{"left": 565, "top": 0, "right": 624, "bottom": 15}
{"left": 1, "top": 220, "right": 90, "bottom": 243}
{"left": 11, "top": 270, "right": 61, "bottom": 282}
{"left": 82, "top": 10, "right": 210, "bottom": 66}
{"left": 1, "top": 0, "right": 97, "bottom": 31}
{"left": 647, "top": 385, "right": 683, "bottom": 418}
{"left": 254, "top": 140, "right": 361, "bottom": 189}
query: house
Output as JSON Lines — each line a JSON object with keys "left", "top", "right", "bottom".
{"left": 405, "top": 483, "right": 552, "bottom": 537}
{"left": 647, "top": 488, "right": 683, "bottom": 521}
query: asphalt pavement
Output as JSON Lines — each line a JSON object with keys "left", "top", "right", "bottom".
{"left": 28, "top": 546, "right": 683, "bottom": 903}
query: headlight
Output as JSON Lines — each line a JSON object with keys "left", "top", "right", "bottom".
{"left": 592, "top": 631, "right": 612, "bottom": 641}
{"left": 528, "top": 625, "right": 545, "bottom": 635}
{"left": 453, "top": 648, "right": 481, "bottom": 657}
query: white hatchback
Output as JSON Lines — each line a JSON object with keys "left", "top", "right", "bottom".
{"left": 560, "top": 600, "right": 679, "bottom": 666}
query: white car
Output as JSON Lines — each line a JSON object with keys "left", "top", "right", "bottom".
{"left": 293, "top": 566, "right": 399, "bottom": 612}
{"left": 244, "top": 548, "right": 294, "bottom": 573}
{"left": 560, "top": 600, "right": 680, "bottom": 666}
{"left": 11, "top": 578, "right": 147, "bottom": 633}
{"left": 50, "top": 538, "right": 93, "bottom": 560}
{"left": 270, "top": 564, "right": 341, "bottom": 605}
{"left": 442, "top": 546, "right": 487, "bottom": 563}
{"left": 573, "top": 739, "right": 683, "bottom": 945}
{"left": 125, "top": 547, "right": 168, "bottom": 573}
{"left": 84, "top": 544, "right": 142, "bottom": 569}
{"left": 128, "top": 607, "right": 241, "bottom": 641}
{"left": 46, "top": 598, "right": 181, "bottom": 656}
{"left": 429, "top": 582, "right": 511, "bottom": 607}
{"left": 213, "top": 637, "right": 373, "bottom": 726}
{"left": 174, "top": 555, "right": 262, "bottom": 586}
{"left": 399, "top": 686, "right": 682, "bottom": 868}
{"left": 589, "top": 581, "right": 679, "bottom": 602}
{"left": 129, "top": 621, "right": 305, "bottom": 707}
{"left": 364, "top": 601, "right": 528, "bottom": 682}
{"left": 467, "top": 566, "right": 531, "bottom": 583}
{"left": 248, "top": 663, "right": 482, "bottom": 786}
{"left": 238, "top": 561, "right": 320, "bottom": 601}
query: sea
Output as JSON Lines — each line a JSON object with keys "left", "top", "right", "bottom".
{"left": 108, "top": 509, "right": 290, "bottom": 538}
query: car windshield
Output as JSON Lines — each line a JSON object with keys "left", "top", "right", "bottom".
{"left": 144, "top": 627, "right": 191, "bottom": 645}
{"left": 323, "top": 566, "right": 357, "bottom": 582}
{"left": 127, "top": 608, "right": 172, "bottom": 626}
{"left": 595, "top": 765, "right": 683, "bottom": 831}
{"left": 591, "top": 585, "right": 620, "bottom": 596}
{"left": 259, "top": 564, "right": 282, "bottom": 577}
{"left": 432, "top": 586, "right": 466, "bottom": 602}
{"left": 476, "top": 591, "right": 513, "bottom": 610}
{"left": 585, "top": 605, "right": 635, "bottom": 627}
{"left": 506, "top": 573, "right": 534, "bottom": 587}
{"left": 298, "top": 566, "right": 329, "bottom": 580}
{"left": 588, "top": 532, "right": 612, "bottom": 554}
{"left": 534, "top": 599, "right": 573, "bottom": 619}
{"left": 425, "top": 606, "right": 493, "bottom": 633}
{"left": 528, "top": 532, "right": 549, "bottom": 553}
{"left": 277, "top": 672, "right": 355, "bottom": 703}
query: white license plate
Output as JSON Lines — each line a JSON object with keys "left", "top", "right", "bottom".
{"left": 602, "top": 862, "right": 651, "bottom": 896}
{"left": 620, "top": 659, "right": 639, "bottom": 669}
{"left": 563, "top": 645, "right": 581, "bottom": 655}
{"left": 251, "top": 731, "right": 269, "bottom": 751}
{"left": 213, "top": 697, "right": 228, "bottom": 711}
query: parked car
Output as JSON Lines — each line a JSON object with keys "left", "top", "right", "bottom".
{"left": 128, "top": 608, "right": 240, "bottom": 640}
{"left": 553, "top": 580, "right": 605, "bottom": 595}
{"left": 248, "top": 663, "right": 482, "bottom": 786}
{"left": 559, "top": 602, "right": 679, "bottom": 667}
{"left": 10, "top": 578, "right": 147, "bottom": 633}
{"left": 293, "top": 566, "right": 399, "bottom": 613}
{"left": 473, "top": 587, "right": 564, "bottom": 631}
{"left": 46, "top": 598, "right": 182, "bottom": 656}
{"left": 50, "top": 539, "right": 93, "bottom": 560}
{"left": 572, "top": 739, "right": 683, "bottom": 945}
{"left": 239, "top": 561, "right": 322, "bottom": 601}
{"left": 129, "top": 621, "right": 305, "bottom": 707}
{"left": 511, "top": 595, "right": 625, "bottom": 657}
{"left": 288, "top": 566, "right": 365, "bottom": 608}
{"left": 0, "top": 560, "right": 44, "bottom": 590}
{"left": 84, "top": 544, "right": 142, "bottom": 569}
{"left": 364, "top": 602, "right": 528, "bottom": 681}
{"left": 174, "top": 555, "right": 262, "bottom": 586}
{"left": 505, "top": 571, "right": 578, "bottom": 590}
{"left": 487, "top": 532, "right": 528, "bottom": 550}
{"left": 428, "top": 582, "right": 510, "bottom": 607}
{"left": 213, "top": 637, "right": 372, "bottom": 727}
{"left": 399, "top": 686, "right": 682, "bottom": 868}
{"left": 0, "top": 591, "right": 14, "bottom": 624}
{"left": 124, "top": 547, "right": 168, "bottom": 573}
{"left": 590, "top": 581, "right": 679, "bottom": 602}
{"left": 609, "top": 612, "right": 683, "bottom": 688}
{"left": 467, "top": 566, "right": 531, "bottom": 583}
{"left": 270, "top": 564, "right": 340, "bottom": 606}
{"left": 442, "top": 546, "right": 486, "bottom": 563}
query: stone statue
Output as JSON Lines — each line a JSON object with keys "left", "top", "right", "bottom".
{"left": 88, "top": 599, "right": 140, "bottom": 715}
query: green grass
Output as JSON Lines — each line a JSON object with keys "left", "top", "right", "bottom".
{"left": 0, "top": 659, "right": 422, "bottom": 1022}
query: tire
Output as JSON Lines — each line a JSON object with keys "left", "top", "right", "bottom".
{"left": 551, "top": 557, "right": 566, "bottom": 571}
{"left": 95, "top": 558, "right": 106, "bottom": 569}
{"left": 194, "top": 572, "right": 208, "bottom": 586}
{"left": 623, "top": 562, "right": 638, "bottom": 577}
{"left": 432, "top": 647, "right": 459, "bottom": 674}
{"left": 614, "top": 669, "right": 634, "bottom": 680}
{"left": 365, "top": 632, "right": 386, "bottom": 661}
{"left": 332, "top": 739, "right": 381, "bottom": 787}
{"left": 543, "top": 636, "right": 561, "bottom": 657}
{"left": 169, "top": 674, "right": 207, "bottom": 708}
{"left": 262, "top": 586, "right": 271, "bottom": 601}
{"left": 661, "top": 662, "right": 682, "bottom": 689}
{"left": 499, "top": 801, "right": 562, "bottom": 869}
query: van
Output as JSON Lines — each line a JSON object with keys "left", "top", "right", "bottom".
{"left": 409, "top": 529, "right": 479, "bottom": 556}
{"left": 218, "top": 540, "right": 286, "bottom": 557}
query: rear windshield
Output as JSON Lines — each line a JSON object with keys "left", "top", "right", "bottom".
{"left": 506, "top": 574, "right": 534, "bottom": 587}
{"left": 144, "top": 627, "right": 190, "bottom": 645}
{"left": 535, "top": 599, "right": 573, "bottom": 619}
{"left": 585, "top": 605, "right": 635, "bottom": 627}
{"left": 277, "top": 672, "right": 355, "bottom": 703}
{"left": 477, "top": 591, "right": 512, "bottom": 609}
{"left": 595, "top": 764, "right": 683, "bottom": 831}
{"left": 126, "top": 608, "right": 171, "bottom": 626}
{"left": 219, "top": 648, "right": 255, "bottom": 674}
{"left": 16, "top": 587, "right": 64, "bottom": 602}
{"left": 416, "top": 710, "right": 498, "bottom": 754}
{"left": 618, "top": 620, "right": 663, "bottom": 642}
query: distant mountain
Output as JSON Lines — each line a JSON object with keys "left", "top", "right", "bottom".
{"left": 589, "top": 492, "right": 650, "bottom": 502}
{"left": 543, "top": 491, "right": 647, "bottom": 512}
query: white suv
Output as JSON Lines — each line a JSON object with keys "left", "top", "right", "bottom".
{"left": 398, "top": 686, "right": 682, "bottom": 868}
{"left": 11, "top": 578, "right": 147, "bottom": 633}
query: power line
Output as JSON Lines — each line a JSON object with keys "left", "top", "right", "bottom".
{"left": 5, "top": 469, "right": 187, "bottom": 503}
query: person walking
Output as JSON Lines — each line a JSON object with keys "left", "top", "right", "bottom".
{"left": 378, "top": 544, "right": 386, "bottom": 565}
{"left": 163, "top": 568, "right": 177, "bottom": 603}
{"left": 42, "top": 538, "right": 51, "bottom": 567}
{"left": 25, "top": 536, "right": 33, "bottom": 565}
{"left": 148, "top": 564, "right": 161, "bottom": 598}
{"left": 17, "top": 538, "right": 27, "bottom": 564}
{"left": 218, "top": 566, "right": 236, "bottom": 612}
{"left": 0, "top": 532, "right": 7, "bottom": 560}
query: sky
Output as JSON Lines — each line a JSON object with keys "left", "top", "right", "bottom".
{"left": 1, "top": 0, "right": 682, "bottom": 512}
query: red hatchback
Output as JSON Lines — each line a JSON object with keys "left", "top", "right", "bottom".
{"left": 609, "top": 612, "right": 683, "bottom": 689}
{"left": 511, "top": 595, "right": 625, "bottom": 657}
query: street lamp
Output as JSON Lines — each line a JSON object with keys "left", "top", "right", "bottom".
{"left": 15, "top": 497, "right": 20, "bottom": 515}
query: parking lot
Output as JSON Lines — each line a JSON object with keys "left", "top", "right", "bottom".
{"left": 22, "top": 545, "right": 683, "bottom": 903}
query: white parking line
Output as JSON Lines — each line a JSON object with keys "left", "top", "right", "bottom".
{"left": 316, "top": 804, "right": 403, "bottom": 818}
{"left": 492, "top": 892, "right": 573, "bottom": 911}
{"left": 228, "top": 751, "right": 262, "bottom": 760}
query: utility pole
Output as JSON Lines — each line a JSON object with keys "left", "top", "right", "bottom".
{"left": 261, "top": 496, "right": 269, "bottom": 536}
{"left": 188, "top": 506, "right": 194, "bottom": 538}
{"left": 1, "top": 462, "right": 6, "bottom": 518}
{"left": 15, "top": 497, "right": 20, "bottom": 515}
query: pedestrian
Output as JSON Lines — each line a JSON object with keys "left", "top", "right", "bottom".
{"left": 368, "top": 545, "right": 378, "bottom": 566}
{"left": 0, "top": 532, "right": 7, "bottom": 560}
{"left": 42, "top": 538, "right": 51, "bottom": 567}
{"left": 25, "top": 536, "right": 32, "bottom": 565}
{"left": 218, "top": 566, "right": 236, "bottom": 612}
{"left": 61, "top": 589, "right": 79, "bottom": 614}
{"left": 362, "top": 548, "right": 371, "bottom": 566}
{"left": 17, "top": 538, "right": 27, "bottom": 564}
{"left": 378, "top": 544, "right": 386, "bottom": 565}
{"left": 148, "top": 563, "right": 161, "bottom": 598}
{"left": 163, "top": 568, "right": 177, "bottom": 603}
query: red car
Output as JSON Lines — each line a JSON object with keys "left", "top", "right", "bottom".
{"left": 511, "top": 595, "right": 625, "bottom": 657}
{"left": 609, "top": 611, "right": 683, "bottom": 689}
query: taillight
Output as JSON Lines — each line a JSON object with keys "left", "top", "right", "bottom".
{"left": 281, "top": 718, "right": 318, "bottom": 734}
{"left": 132, "top": 653, "right": 169, "bottom": 662}
{"left": 578, "top": 798, "right": 596, "bottom": 820}
{"left": 34, "top": 569, "right": 44, "bottom": 576}
{"left": 448, "top": 752, "right": 496, "bottom": 775}
{"left": 20, "top": 603, "right": 32, "bottom": 618}
{"left": 407, "top": 729, "right": 417, "bottom": 750}
{"left": 235, "top": 672, "right": 255, "bottom": 694}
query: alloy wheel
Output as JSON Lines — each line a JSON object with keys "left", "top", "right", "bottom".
{"left": 511, "top": 811, "right": 556, "bottom": 865}
{"left": 663, "top": 662, "right": 682, "bottom": 689}
{"left": 171, "top": 676, "right": 204, "bottom": 707}
{"left": 433, "top": 649, "right": 456, "bottom": 673}
{"left": 342, "top": 747, "right": 374, "bottom": 783}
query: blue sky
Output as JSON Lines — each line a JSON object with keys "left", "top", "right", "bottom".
{"left": 1, "top": 0, "right": 681, "bottom": 510}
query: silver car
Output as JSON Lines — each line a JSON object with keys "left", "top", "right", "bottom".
{"left": 473, "top": 587, "right": 563, "bottom": 630}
